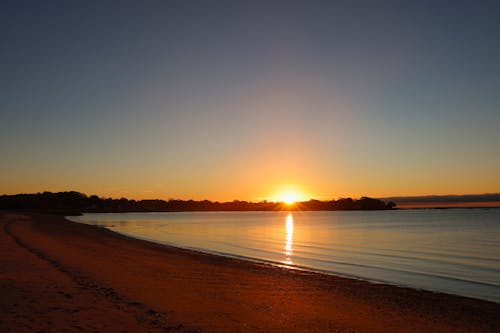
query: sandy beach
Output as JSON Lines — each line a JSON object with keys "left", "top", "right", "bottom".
{"left": 1, "top": 212, "right": 498, "bottom": 332}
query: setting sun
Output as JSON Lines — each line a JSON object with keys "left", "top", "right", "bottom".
{"left": 282, "top": 192, "right": 298, "bottom": 205}
{"left": 271, "top": 186, "right": 307, "bottom": 205}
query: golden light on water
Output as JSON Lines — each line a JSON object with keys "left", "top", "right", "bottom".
{"left": 284, "top": 212, "right": 294, "bottom": 264}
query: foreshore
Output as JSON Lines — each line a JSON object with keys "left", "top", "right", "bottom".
{"left": 1, "top": 213, "right": 498, "bottom": 332}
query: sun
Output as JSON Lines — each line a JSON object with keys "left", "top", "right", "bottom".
{"left": 272, "top": 187, "right": 307, "bottom": 205}
{"left": 282, "top": 192, "right": 298, "bottom": 205}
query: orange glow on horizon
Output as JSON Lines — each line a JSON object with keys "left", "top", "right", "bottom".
{"left": 270, "top": 186, "right": 308, "bottom": 205}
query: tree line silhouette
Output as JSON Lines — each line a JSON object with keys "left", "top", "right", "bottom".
{"left": 0, "top": 191, "right": 395, "bottom": 214}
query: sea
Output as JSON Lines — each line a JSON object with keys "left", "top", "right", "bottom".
{"left": 68, "top": 208, "right": 500, "bottom": 303}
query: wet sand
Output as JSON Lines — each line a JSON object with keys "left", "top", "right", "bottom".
{"left": 1, "top": 212, "right": 498, "bottom": 332}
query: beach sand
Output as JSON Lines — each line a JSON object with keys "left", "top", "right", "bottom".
{"left": 1, "top": 213, "right": 498, "bottom": 332}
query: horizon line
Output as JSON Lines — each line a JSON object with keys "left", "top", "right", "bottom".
{"left": 2, "top": 191, "right": 500, "bottom": 204}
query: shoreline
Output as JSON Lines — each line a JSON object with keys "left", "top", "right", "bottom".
{"left": 105, "top": 227, "right": 493, "bottom": 302}
{"left": 1, "top": 212, "right": 499, "bottom": 332}
{"left": 70, "top": 210, "right": 500, "bottom": 304}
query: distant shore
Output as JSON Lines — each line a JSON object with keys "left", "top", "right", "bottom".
{"left": 1, "top": 213, "right": 498, "bottom": 332}
{"left": 0, "top": 191, "right": 396, "bottom": 213}
{"left": 395, "top": 202, "right": 500, "bottom": 209}
{"left": 381, "top": 193, "right": 500, "bottom": 209}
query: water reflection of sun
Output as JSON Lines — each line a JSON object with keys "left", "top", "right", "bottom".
{"left": 284, "top": 212, "right": 294, "bottom": 264}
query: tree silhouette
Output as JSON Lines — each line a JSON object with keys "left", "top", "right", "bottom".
{"left": 0, "top": 191, "right": 396, "bottom": 214}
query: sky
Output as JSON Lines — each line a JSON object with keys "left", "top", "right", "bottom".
{"left": 1, "top": 0, "right": 499, "bottom": 201}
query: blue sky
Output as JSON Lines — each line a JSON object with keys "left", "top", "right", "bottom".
{"left": 1, "top": 1, "right": 499, "bottom": 200}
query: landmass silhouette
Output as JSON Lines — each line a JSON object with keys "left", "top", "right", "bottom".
{"left": 0, "top": 191, "right": 395, "bottom": 214}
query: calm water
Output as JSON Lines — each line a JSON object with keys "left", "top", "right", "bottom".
{"left": 68, "top": 209, "right": 500, "bottom": 303}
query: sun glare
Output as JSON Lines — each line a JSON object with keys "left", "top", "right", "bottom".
{"left": 282, "top": 192, "right": 298, "bottom": 205}
{"left": 272, "top": 187, "right": 306, "bottom": 205}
